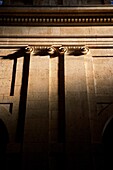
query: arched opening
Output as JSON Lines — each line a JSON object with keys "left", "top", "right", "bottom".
{"left": 0, "top": 119, "right": 9, "bottom": 170}
{"left": 102, "top": 117, "right": 113, "bottom": 170}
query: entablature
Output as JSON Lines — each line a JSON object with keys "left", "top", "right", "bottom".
{"left": 1, "top": 7, "right": 113, "bottom": 26}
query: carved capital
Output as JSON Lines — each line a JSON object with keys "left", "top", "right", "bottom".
{"left": 47, "top": 45, "right": 67, "bottom": 55}
{"left": 47, "top": 46, "right": 55, "bottom": 55}
{"left": 67, "top": 45, "right": 89, "bottom": 55}
{"left": 80, "top": 46, "right": 89, "bottom": 55}
{"left": 25, "top": 46, "right": 34, "bottom": 53}
{"left": 25, "top": 45, "right": 89, "bottom": 56}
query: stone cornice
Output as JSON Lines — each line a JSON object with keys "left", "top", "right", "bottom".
{"left": 1, "top": 7, "right": 113, "bottom": 26}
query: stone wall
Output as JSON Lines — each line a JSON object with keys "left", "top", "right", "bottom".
{"left": 0, "top": 9, "right": 113, "bottom": 169}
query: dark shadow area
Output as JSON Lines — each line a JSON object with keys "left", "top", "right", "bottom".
{"left": 10, "top": 0, "right": 33, "bottom": 5}
{"left": 33, "top": 48, "right": 61, "bottom": 58}
{"left": 0, "top": 119, "right": 9, "bottom": 170}
{"left": 48, "top": 52, "right": 66, "bottom": 170}
{"left": 10, "top": 58, "right": 17, "bottom": 96}
{"left": 2, "top": 47, "right": 30, "bottom": 169}
{"left": 1, "top": 47, "right": 30, "bottom": 144}
{"left": 6, "top": 153, "right": 21, "bottom": 170}
{"left": 9, "top": 103, "right": 13, "bottom": 114}
{"left": 68, "top": 49, "right": 86, "bottom": 56}
{"left": 1, "top": 0, "right": 111, "bottom": 6}
{"left": 23, "top": 0, "right": 33, "bottom": 5}
{"left": 58, "top": 53, "right": 65, "bottom": 143}
{"left": 58, "top": 53, "right": 66, "bottom": 169}
{"left": 33, "top": 48, "right": 49, "bottom": 56}
{"left": 91, "top": 143, "right": 104, "bottom": 170}
{"left": 102, "top": 118, "right": 113, "bottom": 170}
{"left": 49, "top": 152, "right": 66, "bottom": 170}
{"left": 16, "top": 52, "right": 30, "bottom": 143}
{"left": 1, "top": 47, "right": 27, "bottom": 60}
{"left": 57, "top": 0, "right": 63, "bottom": 5}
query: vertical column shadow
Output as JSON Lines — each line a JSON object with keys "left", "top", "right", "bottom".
{"left": 57, "top": 53, "right": 66, "bottom": 169}
{"left": 10, "top": 58, "right": 17, "bottom": 96}
{"left": 58, "top": 53, "right": 65, "bottom": 143}
{"left": 16, "top": 52, "right": 30, "bottom": 143}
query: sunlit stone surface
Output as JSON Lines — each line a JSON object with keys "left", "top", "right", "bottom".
{"left": 0, "top": 2, "right": 113, "bottom": 170}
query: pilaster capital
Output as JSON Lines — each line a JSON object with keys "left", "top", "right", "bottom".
{"left": 47, "top": 45, "right": 67, "bottom": 55}
{"left": 26, "top": 45, "right": 89, "bottom": 56}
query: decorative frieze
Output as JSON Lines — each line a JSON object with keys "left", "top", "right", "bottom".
{"left": 0, "top": 7, "right": 113, "bottom": 26}
{"left": 0, "top": 16, "right": 113, "bottom": 26}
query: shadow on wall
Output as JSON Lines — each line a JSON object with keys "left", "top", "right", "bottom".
{"left": 102, "top": 117, "right": 113, "bottom": 170}
{"left": 0, "top": 119, "right": 9, "bottom": 170}
{"left": 1, "top": 47, "right": 30, "bottom": 143}
{"left": 1, "top": 47, "right": 27, "bottom": 60}
{"left": 0, "top": 47, "right": 50, "bottom": 144}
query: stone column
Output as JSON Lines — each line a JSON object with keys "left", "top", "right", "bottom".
{"left": 65, "top": 46, "right": 92, "bottom": 170}
{"left": 22, "top": 46, "right": 49, "bottom": 170}
{"left": 48, "top": 45, "right": 66, "bottom": 170}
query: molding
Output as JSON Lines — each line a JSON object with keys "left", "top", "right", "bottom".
{"left": 1, "top": 7, "right": 113, "bottom": 26}
{"left": 0, "top": 43, "right": 113, "bottom": 49}
{"left": 1, "top": 34, "right": 113, "bottom": 49}
{"left": 0, "top": 44, "right": 89, "bottom": 56}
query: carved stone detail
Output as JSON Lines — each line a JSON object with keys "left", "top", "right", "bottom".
{"left": 26, "top": 45, "right": 89, "bottom": 56}
{"left": 47, "top": 45, "right": 67, "bottom": 55}
{"left": 0, "top": 7, "right": 113, "bottom": 26}
{"left": 0, "top": 15, "right": 113, "bottom": 26}
{"left": 80, "top": 46, "right": 89, "bottom": 55}
{"left": 25, "top": 46, "right": 34, "bottom": 53}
